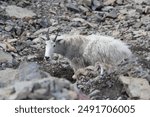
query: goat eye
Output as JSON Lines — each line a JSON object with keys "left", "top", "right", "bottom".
{"left": 53, "top": 44, "right": 56, "bottom": 47}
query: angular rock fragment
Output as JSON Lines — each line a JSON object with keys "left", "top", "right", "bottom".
{"left": 66, "top": 3, "right": 80, "bottom": 13}
{"left": 0, "top": 50, "right": 13, "bottom": 63}
{"left": 0, "top": 68, "right": 18, "bottom": 87}
{"left": 18, "top": 61, "right": 49, "bottom": 81}
{"left": 119, "top": 76, "right": 150, "bottom": 100}
{"left": 133, "top": 0, "right": 150, "bottom": 5}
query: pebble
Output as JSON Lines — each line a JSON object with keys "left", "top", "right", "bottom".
{"left": 96, "top": 13, "right": 106, "bottom": 22}
{"left": 141, "top": 16, "right": 150, "bottom": 25}
{"left": 102, "top": 6, "right": 114, "bottom": 12}
{"left": 38, "top": 18, "right": 50, "bottom": 28}
{"left": 33, "top": 88, "right": 48, "bottom": 96}
{"left": 81, "top": 0, "right": 92, "bottom": 7}
{"left": 14, "top": 26, "right": 22, "bottom": 36}
{"left": 79, "top": 5, "right": 89, "bottom": 12}
{"left": 4, "top": 25, "right": 13, "bottom": 32}
{"left": 128, "top": 9, "right": 139, "bottom": 18}
{"left": 104, "top": 0, "right": 116, "bottom": 5}
{"left": 146, "top": 24, "right": 150, "bottom": 31}
{"left": 135, "top": 5, "right": 143, "bottom": 14}
{"left": 89, "top": 90, "right": 100, "bottom": 97}
{"left": 133, "top": 22, "right": 142, "bottom": 28}
{"left": 106, "top": 10, "right": 118, "bottom": 18}
{"left": 0, "top": 43, "right": 6, "bottom": 50}
{"left": 133, "top": 0, "right": 150, "bottom": 5}
{"left": 144, "top": 6, "right": 150, "bottom": 14}
{"left": 92, "top": 0, "right": 103, "bottom": 11}
{"left": 116, "top": 0, "right": 123, "bottom": 5}
{"left": 66, "top": 3, "right": 80, "bottom": 13}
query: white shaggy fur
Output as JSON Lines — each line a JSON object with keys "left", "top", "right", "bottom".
{"left": 45, "top": 34, "right": 132, "bottom": 71}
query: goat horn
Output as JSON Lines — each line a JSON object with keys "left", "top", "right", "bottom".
{"left": 53, "top": 31, "right": 59, "bottom": 42}
{"left": 46, "top": 28, "right": 50, "bottom": 40}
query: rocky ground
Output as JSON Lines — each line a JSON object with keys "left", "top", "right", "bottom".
{"left": 0, "top": 0, "right": 150, "bottom": 100}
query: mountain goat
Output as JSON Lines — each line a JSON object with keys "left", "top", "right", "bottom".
{"left": 44, "top": 30, "right": 132, "bottom": 75}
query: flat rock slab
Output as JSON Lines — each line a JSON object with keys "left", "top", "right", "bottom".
{"left": 5, "top": 5, "right": 36, "bottom": 18}
{"left": 119, "top": 76, "right": 150, "bottom": 100}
